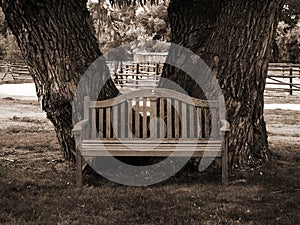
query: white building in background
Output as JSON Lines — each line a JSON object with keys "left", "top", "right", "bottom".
{"left": 133, "top": 52, "right": 168, "bottom": 63}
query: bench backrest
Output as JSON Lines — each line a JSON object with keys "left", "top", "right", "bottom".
{"left": 84, "top": 88, "right": 223, "bottom": 140}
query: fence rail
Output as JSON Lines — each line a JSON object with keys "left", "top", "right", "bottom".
{"left": 0, "top": 61, "right": 32, "bottom": 82}
{"left": 266, "top": 63, "right": 300, "bottom": 95}
{"left": 1, "top": 61, "right": 299, "bottom": 96}
{"left": 109, "top": 61, "right": 162, "bottom": 89}
{"left": 111, "top": 62, "right": 300, "bottom": 95}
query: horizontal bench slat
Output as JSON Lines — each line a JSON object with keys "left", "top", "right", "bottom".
{"left": 81, "top": 149, "right": 222, "bottom": 157}
{"left": 81, "top": 139, "right": 222, "bottom": 157}
{"left": 88, "top": 89, "right": 219, "bottom": 108}
{"left": 82, "top": 139, "right": 222, "bottom": 144}
{"left": 82, "top": 144, "right": 222, "bottom": 149}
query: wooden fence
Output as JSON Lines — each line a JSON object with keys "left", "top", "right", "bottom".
{"left": 109, "top": 61, "right": 162, "bottom": 89}
{"left": 1, "top": 60, "right": 299, "bottom": 96}
{"left": 0, "top": 61, "right": 32, "bottom": 82}
{"left": 112, "top": 62, "right": 300, "bottom": 95}
{"left": 266, "top": 63, "right": 300, "bottom": 95}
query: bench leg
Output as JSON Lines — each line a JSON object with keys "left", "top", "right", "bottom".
{"left": 76, "top": 145, "right": 83, "bottom": 187}
{"left": 222, "top": 136, "right": 229, "bottom": 185}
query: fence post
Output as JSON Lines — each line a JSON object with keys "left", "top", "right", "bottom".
{"left": 135, "top": 63, "right": 140, "bottom": 88}
{"left": 155, "top": 63, "right": 160, "bottom": 84}
{"left": 289, "top": 68, "right": 293, "bottom": 95}
{"left": 118, "top": 62, "right": 123, "bottom": 85}
{"left": 155, "top": 63, "right": 159, "bottom": 75}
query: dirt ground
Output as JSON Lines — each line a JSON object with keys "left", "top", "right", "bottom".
{"left": 0, "top": 95, "right": 299, "bottom": 224}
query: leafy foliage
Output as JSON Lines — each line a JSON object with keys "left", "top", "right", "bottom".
{"left": 280, "top": 0, "right": 300, "bottom": 28}
{"left": 108, "top": 0, "right": 161, "bottom": 8}
{"left": 276, "top": 21, "right": 300, "bottom": 63}
{"left": 275, "top": 0, "right": 300, "bottom": 63}
{"left": 273, "top": 0, "right": 300, "bottom": 63}
{"left": 89, "top": 0, "right": 170, "bottom": 54}
{"left": 0, "top": 8, "right": 22, "bottom": 61}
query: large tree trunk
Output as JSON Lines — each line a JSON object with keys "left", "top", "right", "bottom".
{"left": 1, "top": 0, "right": 119, "bottom": 161}
{"left": 159, "top": 0, "right": 220, "bottom": 99}
{"left": 161, "top": 0, "right": 284, "bottom": 168}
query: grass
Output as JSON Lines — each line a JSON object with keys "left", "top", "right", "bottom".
{"left": 0, "top": 106, "right": 299, "bottom": 224}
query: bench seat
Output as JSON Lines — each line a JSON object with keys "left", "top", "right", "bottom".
{"left": 81, "top": 139, "right": 223, "bottom": 157}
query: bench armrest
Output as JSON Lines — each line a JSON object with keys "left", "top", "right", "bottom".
{"left": 72, "top": 119, "right": 89, "bottom": 135}
{"left": 220, "top": 119, "right": 230, "bottom": 133}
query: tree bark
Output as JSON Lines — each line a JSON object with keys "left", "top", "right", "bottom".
{"left": 272, "top": 38, "right": 280, "bottom": 63}
{"left": 162, "top": 0, "right": 284, "bottom": 168}
{"left": 159, "top": 0, "right": 220, "bottom": 99}
{"left": 2, "top": 0, "right": 119, "bottom": 161}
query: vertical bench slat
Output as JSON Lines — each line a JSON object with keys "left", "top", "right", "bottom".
{"left": 142, "top": 98, "right": 147, "bottom": 138}
{"left": 211, "top": 107, "right": 218, "bottom": 138}
{"left": 219, "top": 95, "right": 226, "bottom": 121}
{"left": 197, "top": 107, "right": 203, "bottom": 138}
{"left": 121, "top": 102, "right": 126, "bottom": 138}
{"left": 128, "top": 100, "right": 133, "bottom": 138}
{"left": 113, "top": 105, "right": 118, "bottom": 138}
{"left": 181, "top": 102, "right": 187, "bottom": 138}
{"left": 99, "top": 108, "right": 104, "bottom": 139}
{"left": 150, "top": 97, "right": 157, "bottom": 138}
{"left": 135, "top": 97, "right": 140, "bottom": 138}
{"left": 159, "top": 98, "right": 164, "bottom": 138}
{"left": 91, "top": 108, "right": 96, "bottom": 138}
{"left": 189, "top": 105, "right": 195, "bottom": 138}
{"left": 83, "top": 96, "right": 90, "bottom": 139}
{"left": 204, "top": 108, "right": 210, "bottom": 138}
{"left": 167, "top": 99, "right": 172, "bottom": 139}
{"left": 106, "top": 107, "right": 111, "bottom": 138}
{"left": 174, "top": 100, "right": 180, "bottom": 138}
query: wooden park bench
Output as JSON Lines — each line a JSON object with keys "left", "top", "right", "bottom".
{"left": 73, "top": 88, "right": 230, "bottom": 186}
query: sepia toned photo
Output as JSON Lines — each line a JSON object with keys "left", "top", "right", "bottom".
{"left": 0, "top": 0, "right": 299, "bottom": 224}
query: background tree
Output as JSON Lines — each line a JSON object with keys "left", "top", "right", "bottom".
{"left": 280, "top": 0, "right": 300, "bottom": 28}
{"left": 0, "top": 8, "right": 22, "bottom": 61}
{"left": 273, "top": 0, "right": 300, "bottom": 62}
{"left": 89, "top": 0, "right": 169, "bottom": 53}
{"left": 276, "top": 20, "right": 300, "bottom": 62}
